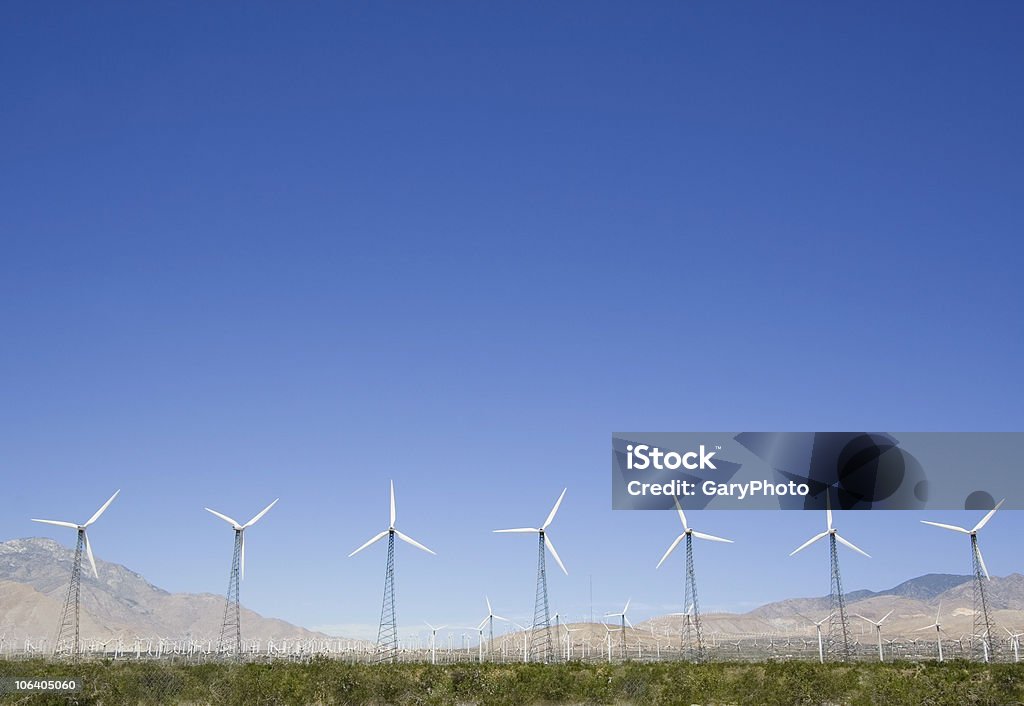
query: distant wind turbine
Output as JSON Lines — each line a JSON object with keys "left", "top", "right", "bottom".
{"left": 854, "top": 610, "right": 894, "bottom": 662}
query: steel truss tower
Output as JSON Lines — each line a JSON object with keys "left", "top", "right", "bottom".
{"left": 218, "top": 529, "right": 242, "bottom": 658}
{"left": 529, "top": 531, "right": 554, "bottom": 662}
{"left": 54, "top": 530, "right": 85, "bottom": 660}
{"left": 971, "top": 535, "right": 997, "bottom": 662}
{"left": 682, "top": 534, "right": 706, "bottom": 661}
{"left": 826, "top": 534, "right": 853, "bottom": 661}
{"left": 375, "top": 530, "right": 399, "bottom": 663}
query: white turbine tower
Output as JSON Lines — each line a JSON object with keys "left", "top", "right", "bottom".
{"left": 604, "top": 599, "right": 633, "bottom": 659}
{"left": 921, "top": 499, "right": 1004, "bottom": 661}
{"left": 494, "top": 488, "right": 568, "bottom": 662}
{"left": 790, "top": 499, "right": 869, "bottom": 661}
{"left": 656, "top": 497, "right": 732, "bottom": 661}
{"left": 915, "top": 602, "right": 945, "bottom": 662}
{"left": 32, "top": 489, "right": 120, "bottom": 659}
{"left": 350, "top": 480, "right": 435, "bottom": 663}
{"left": 205, "top": 498, "right": 278, "bottom": 657}
{"left": 424, "top": 622, "right": 446, "bottom": 664}
{"left": 854, "top": 610, "right": 894, "bottom": 662}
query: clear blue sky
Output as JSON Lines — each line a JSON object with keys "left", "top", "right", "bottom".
{"left": 1, "top": 2, "right": 1022, "bottom": 640}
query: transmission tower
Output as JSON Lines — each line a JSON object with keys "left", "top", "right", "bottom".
{"left": 826, "top": 534, "right": 852, "bottom": 661}
{"left": 529, "top": 531, "right": 554, "bottom": 662}
{"left": 53, "top": 530, "right": 85, "bottom": 660}
{"left": 218, "top": 529, "right": 242, "bottom": 658}
{"left": 682, "top": 534, "right": 706, "bottom": 661}
{"left": 971, "top": 535, "right": 997, "bottom": 662}
{"left": 375, "top": 530, "right": 399, "bottom": 663}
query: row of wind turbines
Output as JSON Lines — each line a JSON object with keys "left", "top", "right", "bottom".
{"left": 27, "top": 484, "right": 1010, "bottom": 664}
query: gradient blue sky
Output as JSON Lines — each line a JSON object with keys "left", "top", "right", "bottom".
{"left": 2, "top": 2, "right": 1022, "bottom": 640}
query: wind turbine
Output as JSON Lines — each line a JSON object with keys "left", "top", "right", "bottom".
{"left": 854, "top": 610, "right": 894, "bottom": 662}
{"left": 656, "top": 497, "right": 732, "bottom": 661}
{"left": 494, "top": 488, "right": 568, "bottom": 662}
{"left": 1003, "top": 627, "right": 1022, "bottom": 663}
{"left": 604, "top": 599, "right": 633, "bottom": 659}
{"left": 921, "top": 499, "right": 1004, "bottom": 661}
{"left": 350, "top": 480, "right": 435, "bottom": 663}
{"left": 795, "top": 612, "right": 832, "bottom": 664}
{"left": 31, "top": 490, "right": 119, "bottom": 659}
{"left": 205, "top": 498, "right": 278, "bottom": 658}
{"left": 790, "top": 497, "right": 869, "bottom": 661}
{"left": 915, "top": 602, "right": 944, "bottom": 662}
{"left": 477, "top": 596, "right": 509, "bottom": 659}
{"left": 424, "top": 622, "right": 445, "bottom": 664}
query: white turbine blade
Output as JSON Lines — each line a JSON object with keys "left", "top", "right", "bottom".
{"left": 205, "top": 508, "right": 242, "bottom": 529}
{"left": 477, "top": 617, "right": 488, "bottom": 630}
{"left": 31, "top": 519, "right": 79, "bottom": 529}
{"left": 692, "top": 530, "right": 733, "bottom": 544}
{"left": 486, "top": 596, "right": 492, "bottom": 614}
{"left": 625, "top": 616, "right": 634, "bottom": 629}
{"left": 348, "top": 530, "right": 389, "bottom": 557}
{"left": 240, "top": 530, "right": 246, "bottom": 580}
{"left": 853, "top": 614, "right": 875, "bottom": 626}
{"left": 920, "top": 520, "right": 969, "bottom": 534}
{"left": 672, "top": 495, "right": 689, "bottom": 532}
{"left": 424, "top": 621, "right": 436, "bottom": 631}
{"left": 244, "top": 498, "right": 278, "bottom": 528}
{"left": 972, "top": 499, "right": 1005, "bottom": 532}
{"left": 835, "top": 533, "right": 871, "bottom": 558}
{"left": 85, "top": 490, "right": 120, "bottom": 527}
{"left": 390, "top": 480, "right": 396, "bottom": 528}
{"left": 544, "top": 534, "right": 568, "bottom": 575}
{"left": 493, "top": 528, "right": 539, "bottom": 533}
{"left": 826, "top": 502, "right": 832, "bottom": 532}
{"left": 603, "top": 612, "right": 621, "bottom": 618}
{"left": 975, "top": 544, "right": 991, "bottom": 580}
{"left": 656, "top": 535, "right": 684, "bottom": 569}
{"left": 935, "top": 601, "right": 942, "bottom": 623}
{"left": 493, "top": 615, "right": 509, "bottom": 623}
{"left": 83, "top": 531, "right": 98, "bottom": 578}
{"left": 879, "top": 610, "right": 894, "bottom": 624}
{"left": 790, "top": 531, "right": 828, "bottom": 556}
{"left": 542, "top": 488, "right": 567, "bottom": 530}
{"left": 395, "top": 530, "right": 436, "bottom": 555}
{"left": 915, "top": 623, "right": 938, "bottom": 632}
{"left": 624, "top": 598, "right": 631, "bottom": 614}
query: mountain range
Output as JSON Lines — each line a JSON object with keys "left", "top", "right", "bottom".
{"left": 4, "top": 537, "right": 1023, "bottom": 643}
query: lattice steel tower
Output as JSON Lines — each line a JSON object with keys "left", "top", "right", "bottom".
{"left": 529, "top": 531, "right": 554, "bottom": 662}
{"left": 32, "top": 490, "right": 121, "bottom": 662}
{"left": 349, "top": 481, "right": 436, "bottom": 665}
{"left": 53, "top": 530, "right": 85, "bottom": 659}
{"left": 826, "top": 533, "right": 853, "bottom": 661}
{"left": 218, "top": 529, "right": 243, "bottom": 657}
{"left": 375, "top": 530, "right": 399, "bottom": 663}
{"left": 494, "top": 488, "right": 569, "bottom": 663}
